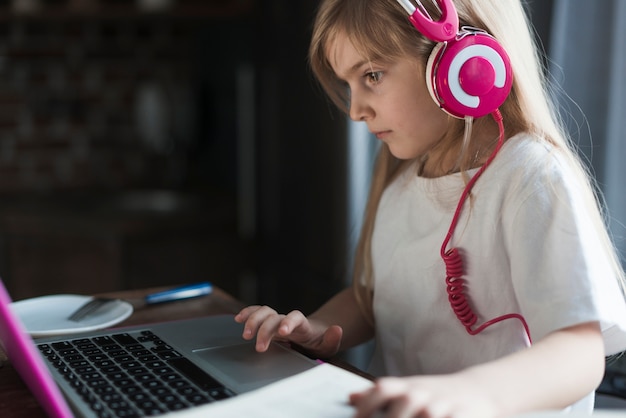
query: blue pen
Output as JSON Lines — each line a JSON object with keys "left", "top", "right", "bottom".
{"left": 144, "top": 282, "right": 213, "bottom": 305}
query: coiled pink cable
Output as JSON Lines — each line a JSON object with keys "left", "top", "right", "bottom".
{"left": 440, "top": 109, "right": 532, "bottom": 343}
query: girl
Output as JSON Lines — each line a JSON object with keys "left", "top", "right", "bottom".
{"left": 235, "top": 0, "right": 626, "bottom": 416}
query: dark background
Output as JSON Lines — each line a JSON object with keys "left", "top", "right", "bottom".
{"left": 0, "top": 0, "right": 552, "bottom": 316}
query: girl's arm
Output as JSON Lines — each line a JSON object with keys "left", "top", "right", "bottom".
{"left": 351, "top": 321, "right": 604, "bottom": 417}
{"left": 308, "top": 286, "right": 375, "bottom": 351}
{"left": 464, "top": 321, "right": 604, "bottom": 415}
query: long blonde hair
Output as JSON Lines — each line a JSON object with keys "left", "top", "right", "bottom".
{"left": 309, "top": 0, "right": 625, "bottom": 323}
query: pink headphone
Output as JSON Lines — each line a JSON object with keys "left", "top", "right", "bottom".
{"left": 396, "top": 0, "right": 513, "bottom": 118}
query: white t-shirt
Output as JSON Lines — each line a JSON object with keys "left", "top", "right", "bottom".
{"left": 368, "top": 133, "right": 626, "bottom": 410}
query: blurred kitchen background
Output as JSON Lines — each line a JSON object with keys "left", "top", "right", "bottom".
{"left": 0, "top": 0, "right": 623, "bottom": 324}
{"left": 0, "top": 0, "right": 349, "bottom": 315}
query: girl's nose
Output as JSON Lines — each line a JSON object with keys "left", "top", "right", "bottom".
{"left": 348, "top": 92, "right": 373, "bottom": 122}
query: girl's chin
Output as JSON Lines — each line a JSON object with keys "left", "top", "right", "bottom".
{"left": 387, "top": 145, "right": 420, "bottom": 161}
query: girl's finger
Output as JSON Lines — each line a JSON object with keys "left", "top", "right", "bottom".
{"left": 234, "top": 305, "right": 262, "bottom": 323}
{"left": 351, "top": 378, "right": 423, "bottom": 418}
{"left": 278, "top": 310, "right": 309, "bottom": 336}
{"left": 255, "top": 314, "right": 289, "bottom": 351}
{"left": 240, "top": 306, "right": 280, "bottom": 341}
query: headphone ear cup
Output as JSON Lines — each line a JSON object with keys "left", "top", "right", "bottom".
{"left": 425, "top": 32, "right": 513, "bottom": 118}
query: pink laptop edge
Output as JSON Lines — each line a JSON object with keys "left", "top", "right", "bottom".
{"left": 0, "top": 279, "right": 74, "bottom": 418}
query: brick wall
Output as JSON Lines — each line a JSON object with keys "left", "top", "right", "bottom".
{"left": 0, "top": 2, "right": 254, "bottom": 299}
{"left": 0, "top": 16, "right": 199, "bottom": 192}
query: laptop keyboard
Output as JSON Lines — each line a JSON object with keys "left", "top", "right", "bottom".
{"left": 37, "top": 330, "right": 235, "bottom": 417}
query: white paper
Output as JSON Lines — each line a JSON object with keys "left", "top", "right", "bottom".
{"left": 162, "top": 363, "right": 374, "bottom": 418}
{"left": 158, "top": 362, "right": 626, "bottom": 418}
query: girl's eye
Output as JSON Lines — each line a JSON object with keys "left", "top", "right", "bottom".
{"left": 365, "top": 71, "right": 383, "bottom": 84}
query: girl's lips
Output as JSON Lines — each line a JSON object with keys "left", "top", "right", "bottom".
{"left": 374, "top": 130, "right": 391, "bottom": 140}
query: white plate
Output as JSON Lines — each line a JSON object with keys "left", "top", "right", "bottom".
{"left": 11, "top": 294, "right": 134, "bottom": 337}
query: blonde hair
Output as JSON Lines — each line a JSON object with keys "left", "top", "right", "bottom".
{"left": 309, "top": 0, "right": 625, "bottom": 323}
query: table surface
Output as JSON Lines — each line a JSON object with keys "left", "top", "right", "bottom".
{"left": 0, "top": 285, "right": 247, "bottom": 418}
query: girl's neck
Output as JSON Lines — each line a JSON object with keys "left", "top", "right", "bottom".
{"left": 418, "top": 118, "right": 500, "bottom": 178}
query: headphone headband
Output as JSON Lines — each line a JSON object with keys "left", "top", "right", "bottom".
{"left": 396, "top": 0, "right": 459, "bottom": 42}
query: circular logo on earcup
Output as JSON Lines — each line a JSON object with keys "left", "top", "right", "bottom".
{"left": 426, "top": 32, "right": 513, "bottom": 118}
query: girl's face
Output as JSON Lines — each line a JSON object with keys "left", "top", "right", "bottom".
{"left": 328, "top": 31, "right": 449, "bottom": 163}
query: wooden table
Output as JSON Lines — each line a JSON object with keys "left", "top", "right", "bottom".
{"left": 0, "top": 285, "right": 246, "bottom": 418}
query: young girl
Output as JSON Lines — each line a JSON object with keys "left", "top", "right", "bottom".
{"left": 235, "top": 0, "right": 626, "bottom": 416}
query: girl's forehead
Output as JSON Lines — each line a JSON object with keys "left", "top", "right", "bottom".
{"left": 327, "top": 34, "right": 381, "bottom": 81}
{"left": 326, "top": 32, "right": 357, "bottom": 70}
{"left": 326, "top": 32, "right": 374, "bottom": 70}
{"left": 325, "top": 26, "right": 412, "bottom": 68}
{"left": 331, "top": 30, "right": 370, "bottom": 55}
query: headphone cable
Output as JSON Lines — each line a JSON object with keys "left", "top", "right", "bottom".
{"left": 440, "top": 109, "right": 532, "bottom": 344}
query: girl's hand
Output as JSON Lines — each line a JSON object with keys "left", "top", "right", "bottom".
{"left": 349, "top": 373, "right": 499, "bottom": 418}
{"left": 234, "top": 305, "right": 343, "bottom": 358}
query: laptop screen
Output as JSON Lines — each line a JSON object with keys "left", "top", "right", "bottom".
{"left": 0, "top": 279, "right": 74, "bottom": 418}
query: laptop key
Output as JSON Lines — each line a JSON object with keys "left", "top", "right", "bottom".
{"left": 100, "top": 365, "right": 122, "bottom": 374}
{"left": 209, "top": 387, "right": 236, "bottom": 400}
{"left": 112, "top": 333, "right": 139, "bottom": 346}
{"left": 52, "top": 360, "right": 66, "bottom": 369}
{"left": 126, "top": 367, "right": 149, "bottom": 376}
{"left": 138, "top": 331, "right": 159, "bottom": 340}
{"left": 59, "top": 348, "right": 80, "bottom": 357}
{"left": 111, "top": 408, "right": 138, "bottom": 418}
{"left": 94, "top": 386, "right": 117, "bottom": 396}
{"left": 149, "top": 387, "right": 169, "bottom": 396}
{"left": 119, "top": 385, "right": 143, "bottom": 395}
{"left": 107, "top": 371, "right": 129, "bottom": 381}
{"left": 87, "top": 379, "right": 110, "bottom": 389}
{"left": 161, "top": 372, "right": 182, "bottom": 382}
{"left": 126, "top": 392, "right": 151, "bottom": 403}
{"left": 152, "top": 366, "right": 173, "bottom": 374}
{"left": 102, "top": 344, "right": 123, "bottom": 352}
{"left": 80, "top": 372, "right": 102, "bottom": 380}
{"left": 155, "top": 393, "right": 181, "bottom": 404}
{"left": 144, "top": 360, "right": 166, "bottom": 369}
{"left": 101, "top": 392, "right": 123, "bottom": 403}
{"left": 136, "top": 400, "right": 162, "bottom": 413}
{"left": 170, "top": 380, "right": 191, "bottom": 390}
{"left": 52, "top": 341, "right": 73, "bottom": 350}
{"left": 126, "top": 344, "right": 145, "bottom": 352}
{"left": 119, "top": 360, "right": 141, "bottom": 369}
{"left": 93, "top": 336, "right": 115, "bottom": 346}
{"left": 185, "top": 393, "right": 210, "bottom": 405}
{"left": 82, "top": 348, "right": 104, "bottom": 356}
{"left": 167, "top": 357, "right": 226, "bottom": 392}
{"left": 70, "top": 360, "right": 90, "bottom": 368}
{"left": 157, "top": 351, "right": 182, "bottom": 360}
{"left": 132, "top": 349, "right": 152, "bottom": 357}
{"left": 37, "top": 345, "right": 53, "bottom": 356}
{"left": 76, "top": 366, "right": 97, "bottom": 375}
{"left": 163, "top": 401, "right": 187, "bottom": 411}
{"left": 134, "top": 373, "right": 158, "bottom": 383}
{"left": 138, "top": 354, "right": 159, "bottom": 362}
{"left": 110, "top": 351, "right": 132, "bottom": 360}
{"left": 94, "top": 359, "right": 116, "bottom": 368}
{"left": 64, "top": 354, "right": 86, "bottom": 362}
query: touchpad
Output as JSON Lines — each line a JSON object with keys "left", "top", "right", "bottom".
{"left": 192, "top": 342, "right": 317, "bottom": 393}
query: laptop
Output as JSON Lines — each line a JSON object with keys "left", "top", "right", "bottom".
{"left": 0, "top": 278, "right": 319, "bottom": 418}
